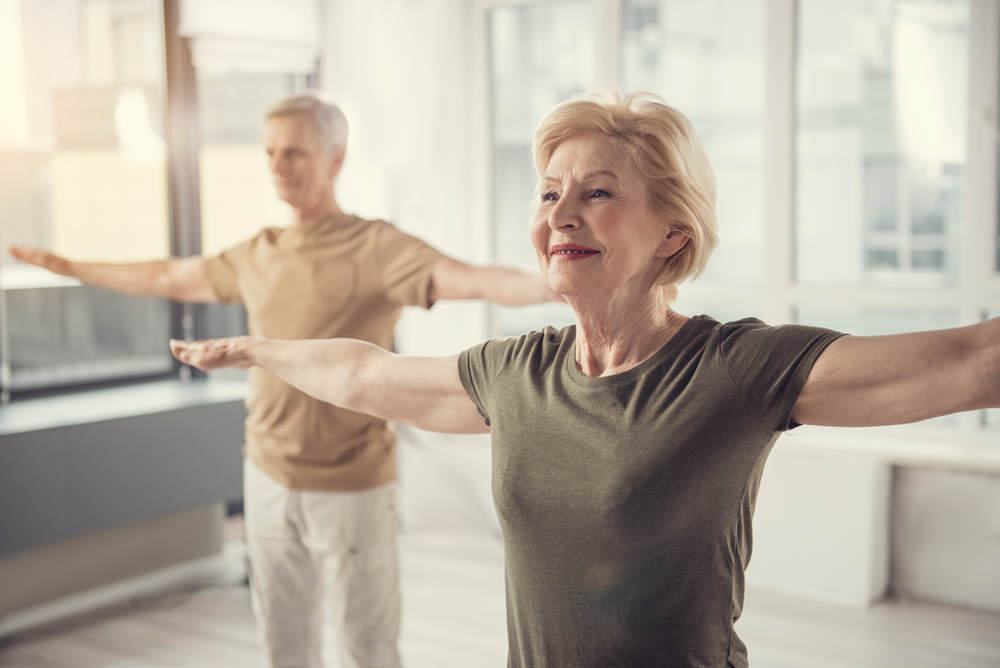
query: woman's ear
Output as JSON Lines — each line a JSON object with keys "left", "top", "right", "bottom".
{"left": 656, "top": 228, "right": 689, "bottom": 258}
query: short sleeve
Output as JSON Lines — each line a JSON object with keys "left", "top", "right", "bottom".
{"left": 458, "top": 336, "right": 523, "bottom": 427}
{"left": 201, "top": 237, "right": 257, "bottom": 304}
{"left": 375, "top": 223, "right": 444, "bottom": 308}
{"left": 718, "top": 319, "right": 845, "bottom": 431}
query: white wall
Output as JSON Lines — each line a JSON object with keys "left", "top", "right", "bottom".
{"left": 893, "top": 468, "right": 1000, "bottom": 613}
{"left": 746, "top": 444, "right": 891, "bottom": 608}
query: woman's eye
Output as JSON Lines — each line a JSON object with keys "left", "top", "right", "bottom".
{"left": 541, "top": 191, "right": 559, "bottom": 202}
{"left": 590, "top": 189, "right": 610, "bottom": 198}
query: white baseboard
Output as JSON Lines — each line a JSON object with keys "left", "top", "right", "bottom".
{"left": 746, "top": 578, "right": 878, "bottom": 610}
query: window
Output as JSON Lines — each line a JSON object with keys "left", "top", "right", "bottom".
{"left": 620, "top": 0, "right": 767, "bottom": 320}
{"left": 181, "top": 0, "right": 320, "bottom": 344}
{"left": 0, "top": 0, "right": 173, "bottom": 396}
{"left": 0, "top": 0, "right": 322, "bottom": 397}
{"left": 196, "top": 71, "right": 305, "bottom": 257}
{"left": 489, "top": 0, "right": 591, "bottom": 336}
{"left": 795, "top": 0, "right": 968, "bottom": 289}
{"left": 195, "top": 70, "right": 307, "bottom": 342}
{"left": 481, "top": 0, "right": 999, "bottom": 442}
{"left": 621, "top": 0, "right": 767, "bottom": 285}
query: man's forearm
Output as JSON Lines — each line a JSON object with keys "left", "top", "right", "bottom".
{"left": 428, "top": 256, "right": 560, "bottom": 306}
{"left": 479, "top": 266, "right": 556, "bottom": 306}
{"left": 8, "top": 246, "right": 217, "bottom": 302}
{"left": 70, "top": 260, "right": 174, "bottom": 297}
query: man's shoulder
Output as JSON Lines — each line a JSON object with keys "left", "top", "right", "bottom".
{"left": 319, "top": 214, "right": 397, "bottom": 241}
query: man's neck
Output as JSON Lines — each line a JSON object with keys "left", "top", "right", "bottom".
{"left": 292, "top": 197, "right": 343, "bottom": 227}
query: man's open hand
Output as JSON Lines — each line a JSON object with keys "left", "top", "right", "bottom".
{"left": 8, "top": 245, "right": 72, "bottom": 276}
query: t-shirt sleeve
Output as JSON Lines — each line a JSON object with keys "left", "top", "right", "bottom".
{"left": 375, "top": 223, "right": 444, "bottom": 309}
{"left": 458, "top": 336, "right": 521, "bottom": 427}
{"left": 718, "top": 319, "right": 846, "bottom": 431}
{"left": 201, "top": 238, "right": 256, "bottom": 304}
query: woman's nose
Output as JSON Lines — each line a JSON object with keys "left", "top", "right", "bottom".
{"left": 548, "top": 198, "right": 581, "bottom": 230}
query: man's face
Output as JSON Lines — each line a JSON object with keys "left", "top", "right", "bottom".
{"left": 263, "top": 112, "right": 343, "bottom": 209}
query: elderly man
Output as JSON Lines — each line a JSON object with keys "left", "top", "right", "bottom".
{"left": 9, "top": 92, "right": 556, "bottom": 668}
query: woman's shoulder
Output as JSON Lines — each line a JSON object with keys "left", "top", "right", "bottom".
{"left": 674, "top": 314, "right": 841, "bottom": 355}
{"left": 464, "top": 325, "right": 576, "bottom": 374}
{"left": 486, "top": 324, "right": 575, "bottom": 356}
{"left": 700, "top": 315, "right": 844, "bottom": 360}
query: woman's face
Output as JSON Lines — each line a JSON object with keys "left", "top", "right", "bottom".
{"left": 530, "top": 133, "right": 686, "bottom": 301}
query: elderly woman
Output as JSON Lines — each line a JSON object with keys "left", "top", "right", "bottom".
{"left": 173, "top": 91, "right": 999, "bottom": 668}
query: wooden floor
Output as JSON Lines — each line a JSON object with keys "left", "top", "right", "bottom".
{"left": 1, "top": 529, "right": 998, "bottom": 668}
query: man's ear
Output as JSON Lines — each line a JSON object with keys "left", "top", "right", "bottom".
{"left": 656, "top": 228, "right": 689, "bottom": 259}
{"left": 329, "top": 146, "right": 346, "bottom": 178}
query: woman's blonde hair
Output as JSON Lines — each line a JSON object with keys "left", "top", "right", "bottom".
{"left": 533, "top": 90, "right": 718, "bottom": 300}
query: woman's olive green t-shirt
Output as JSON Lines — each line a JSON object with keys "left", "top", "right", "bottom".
{"left": 458, "top": 315, "right": 844, "bottom": 668}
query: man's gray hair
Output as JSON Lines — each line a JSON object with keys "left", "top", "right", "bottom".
{"left": 265, "top": 92, "right": 349, "bottom": 152}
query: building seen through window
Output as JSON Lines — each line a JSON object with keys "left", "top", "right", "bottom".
{"left": 796, "top": 0, "right": 968, "bottom": 287}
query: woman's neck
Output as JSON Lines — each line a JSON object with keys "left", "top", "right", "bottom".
{"left": 570, "top": 292, "right": 688, "bottom": 377}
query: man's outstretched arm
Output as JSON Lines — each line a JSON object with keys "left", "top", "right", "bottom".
{"left": 8, "top": 245, "right": 219, "bottom": 303}
{"left": 427, "top": 256, "right": 562, "bottom": 306}
{"left": 171, "top": 336, "right": 489, "bottom": 435}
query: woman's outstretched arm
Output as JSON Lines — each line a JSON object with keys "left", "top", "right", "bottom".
{"left": 170, "top": 337, "right": 489, "bottom": 435}
{"left": 792, "top": 317, "right": 1000, "bottom": 427}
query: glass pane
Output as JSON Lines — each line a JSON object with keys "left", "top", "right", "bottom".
{"left": 621, "top": 0, "right": 766, "bottom": 283}
{"left": 491, "top": 1, "right": 594, "bottom": 269}
{"left": 4, "top": 285, "right": 170, "bottom": 390}
{"left": 490, "top": 1, "right": 592, "bottom": 334}
{"left": 795, "top": 0, "right": 969, "bottom": 287}
{"left": 196, "top": 70, "right": 303, "bottom": 257}
{"left": 795, "top": 306, "right": 960, "bottom": 427}
{"left": 0, "top": 0, "right": 172, "bottom": 392}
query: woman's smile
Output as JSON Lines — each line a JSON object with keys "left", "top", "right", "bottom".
{"left": 551, "top": 244, "right": 600, "bottom": 260}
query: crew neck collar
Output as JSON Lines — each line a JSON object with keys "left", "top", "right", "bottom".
{"left": 565, "top": 315, "right": 712, "bottom": 387}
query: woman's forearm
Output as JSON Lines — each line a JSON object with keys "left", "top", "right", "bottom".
{"left": 248, "top": 337, "right": 382, "bottom": 411}
{"left": 170, "top": 337, "right": 489, "bottom": 434}
{"left": 173, "top": 336, "right": 379, "bottom": 411}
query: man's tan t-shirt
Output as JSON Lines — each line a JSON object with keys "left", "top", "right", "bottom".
{"left": 202, "top": 214, "right": 443, "bottom": 491}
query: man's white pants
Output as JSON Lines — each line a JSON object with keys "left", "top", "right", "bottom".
{"left": 244, "top": 460, "right": 403, "bottom": 668}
